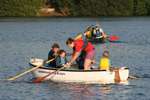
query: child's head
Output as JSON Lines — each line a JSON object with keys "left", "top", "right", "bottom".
{"left": 102, "top": 50, "right": 109, "bottom": 58}
{"left": 51, "top": 43, "right": 60, "bottom": 53}
{"left": 58, "top": 49, "right": 66, "bottom": 57}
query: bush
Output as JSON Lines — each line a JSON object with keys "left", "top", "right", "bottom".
{"left": 0, "top": 0, "right": 44, "bottom": 16}
{"left": 52, "top": 0, "right": 134, "bottom": 16}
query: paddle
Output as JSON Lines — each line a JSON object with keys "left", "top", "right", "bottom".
{"left": 7, "top": 58, "right": 55, "bottom": 81}
{"left": 128, "top": 75, "right": 138, "bottom": 80}
{"left": 108, "top": 35, "right": 120, "bottom": 42}
{"left": 33, "top": 66, "right": 66, "bottom": 83}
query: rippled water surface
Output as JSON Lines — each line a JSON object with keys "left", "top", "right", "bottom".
{"left": 0, "top": 17, "right": 150, "bottom": 100}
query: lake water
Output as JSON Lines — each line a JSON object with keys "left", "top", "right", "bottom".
{"left": 0, "top": 17, "right": 150, "bottom": 100}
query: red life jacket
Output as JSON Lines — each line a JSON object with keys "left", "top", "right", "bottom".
{"left": 74, "top": 39, "right": 94, "bottom": 53}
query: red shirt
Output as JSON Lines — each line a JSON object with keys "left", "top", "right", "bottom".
{"left": 74, "top": 39, "right": 94, "bottom": 53}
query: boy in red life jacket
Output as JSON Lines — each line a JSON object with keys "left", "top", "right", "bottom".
{"left": 65, "top": 38, "right": 95, "bottom": 70}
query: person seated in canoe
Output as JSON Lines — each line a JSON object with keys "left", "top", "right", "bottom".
{"left": 99, "top": 50, "right": 110, "bottom": 71}
{"left": 47, "top": 43, "right": 60, "bottom": 67}
{"left": 91, "top": 25, "right": 107, "bottom": 40}
{"left": 56, "top": 49, "right": 67, "bottom": 68}
{"left": 64, "top": 37, "right": 95, "bottom": 70}
{"left": 75, "top": 25, "right": 107, "bottom": 41}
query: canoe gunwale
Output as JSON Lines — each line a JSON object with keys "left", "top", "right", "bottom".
{"left": 29, "top": 63, "right": 129, "bottom": 72}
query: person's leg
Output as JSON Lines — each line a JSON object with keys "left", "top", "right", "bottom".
{"left": 84, "top": 58, "right": 92, "bottom": 70}
{"left": 76, "top": 51, "right": 86, "bottom": 69}
{"left": 84, "top": 49, "right": 95, "bottom": 70}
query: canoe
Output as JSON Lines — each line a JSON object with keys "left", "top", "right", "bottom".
{"left": 29, "top": 58, "right": 129, "bottom": 84}
{"left": 88, "top": 37, "right": 106, "bottom": 43}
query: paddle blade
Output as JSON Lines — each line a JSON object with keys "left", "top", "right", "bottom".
{"left": 32, "top": 77, "right": 45, "bottom": 83}
{"left": 108, "top": 35, "right": 120, "bottom": 41}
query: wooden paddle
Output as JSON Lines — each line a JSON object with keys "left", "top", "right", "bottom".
{"left": 7, "top": 58, "right": 55, "bottom": 81}
{"left": 33, "top": 66, "right": 66, "bottom": 83}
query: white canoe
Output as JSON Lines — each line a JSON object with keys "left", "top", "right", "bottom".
{"left": 29, "top": 58, "right": 129, "bottom": 84}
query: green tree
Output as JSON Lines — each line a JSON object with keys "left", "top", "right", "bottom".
{"left": 106, "top": 0, "right": 133, "bottom": 16}
{"left": 0, "top": 0, "right": 44, "bottom": 16}
{"left": 133, "top": 0, "right": 147, "bottom": 15}
{"left": 73, "top": 0, "right": 133, "bottom": 16}
{"left": 145, "top": 0, "right": 150, "bottom": 15}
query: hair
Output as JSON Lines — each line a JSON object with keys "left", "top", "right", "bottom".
{"left": 66, "top": 38, "right": 74, "bottom": 45}
{"left": 58, "top": 49, "right": 66, "bottom": 55}
{"left": 102, "top": 50, "right": 109, "bottom": 57}
{"left": 52, "top": 43, "right": 60, "bottom": 48}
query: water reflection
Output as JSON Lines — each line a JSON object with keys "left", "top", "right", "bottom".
{"left": 99, "top": 85, "right": 112, "bottom": 95}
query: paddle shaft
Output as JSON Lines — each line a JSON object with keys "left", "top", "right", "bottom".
{"left": 7, "top": 65, "right": 42, "bottom": 81}
{"left": 128, "top": 75, "right": 138, "bottom": 79}
{"left": 43, "top": 66, "right": 65, "bottom": 78}
{"left": 7, "top": 58, "right": 55, "bottom": 81}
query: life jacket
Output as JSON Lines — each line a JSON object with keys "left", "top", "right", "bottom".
{"left": 99, "top": 57, "right": 110, "bottom": 70}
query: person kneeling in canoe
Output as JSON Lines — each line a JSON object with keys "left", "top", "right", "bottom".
{"left": 99, "top": 51, "right": 110, "bottom": 71}
{"left": 86, "top": 25, "right": 108, "bottom": 42}
{"left": 65, "top": 37, "right": 95, "bottom": 70}
{"left": 56, "top": 49, "right": 67, "bottom": 68}
{"left": 47, "top": 43, "right": 60, "bottom": 67}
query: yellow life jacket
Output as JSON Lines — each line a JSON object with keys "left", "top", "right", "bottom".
{"left": 86, "top": 31, "right": 92, "bottom": 39}
{"left": 99, "top": 57, "right": 110, "bottom": 70}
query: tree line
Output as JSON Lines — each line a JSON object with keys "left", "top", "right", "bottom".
{"left": 0, "top": 0, "right": 150, "bottom": 16}
{"left": 0, "top": 0, "right": 44, "bottom": 16}
{"left": 50, "top": 0, "right": 150, "bottom": 16}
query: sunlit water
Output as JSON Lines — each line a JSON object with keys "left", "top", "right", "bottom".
{"left": 0, "top": 17, "right": 150, "bottom": 100}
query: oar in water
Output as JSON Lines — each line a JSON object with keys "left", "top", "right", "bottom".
{"left": 7, "top": 58, "right": 55, "bottom": 81}
{"left": 33, "top": 66, "right": 66, "bottom": 83}
{"left": 128, "top": 75, "right": 138, "bottom": 80}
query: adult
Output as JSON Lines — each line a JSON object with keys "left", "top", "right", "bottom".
{"left": 85, "top": 25, "right": 107, "bottom": 40}
{"left": 65, "top": 37, "right": 95, "bottom": 70}
{"left": 47, "top": 43, "right": 60, "bottom": 67}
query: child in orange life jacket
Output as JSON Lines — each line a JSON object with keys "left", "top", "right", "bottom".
{"left": 99, "top": 51, "right": 110, "bottom": 71}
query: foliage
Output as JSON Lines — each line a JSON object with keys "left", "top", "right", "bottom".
{"left": 0, "top": 0, "right": 150, "bottom": 16}
{"left": 52, "top": 0, "right": 150, "bottom": 16}
{"left": 0, "top": 0, "right": 44, "bottom": 16}
{"left": 134, "top": 0, "right": 147, "bottom": 15}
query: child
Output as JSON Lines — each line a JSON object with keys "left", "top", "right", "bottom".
{"left": 56, "top": 50, "right": 67, "bottom": 68}
{"left": 99, "top": 51, "right": 110, "bottom": 71}
{"left": 48, "top": 43, "right": 60, "bottom": 67}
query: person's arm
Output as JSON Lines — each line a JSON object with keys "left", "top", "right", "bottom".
{"left": 68, "top": 51, "right": 80, "bottom": 65}
{"left": 48, "top": 51, "right": 53, "bottom": 60}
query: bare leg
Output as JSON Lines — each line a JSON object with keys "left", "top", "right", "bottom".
{"left": 84, "top": 59, "right": 92, "bottom": 70}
